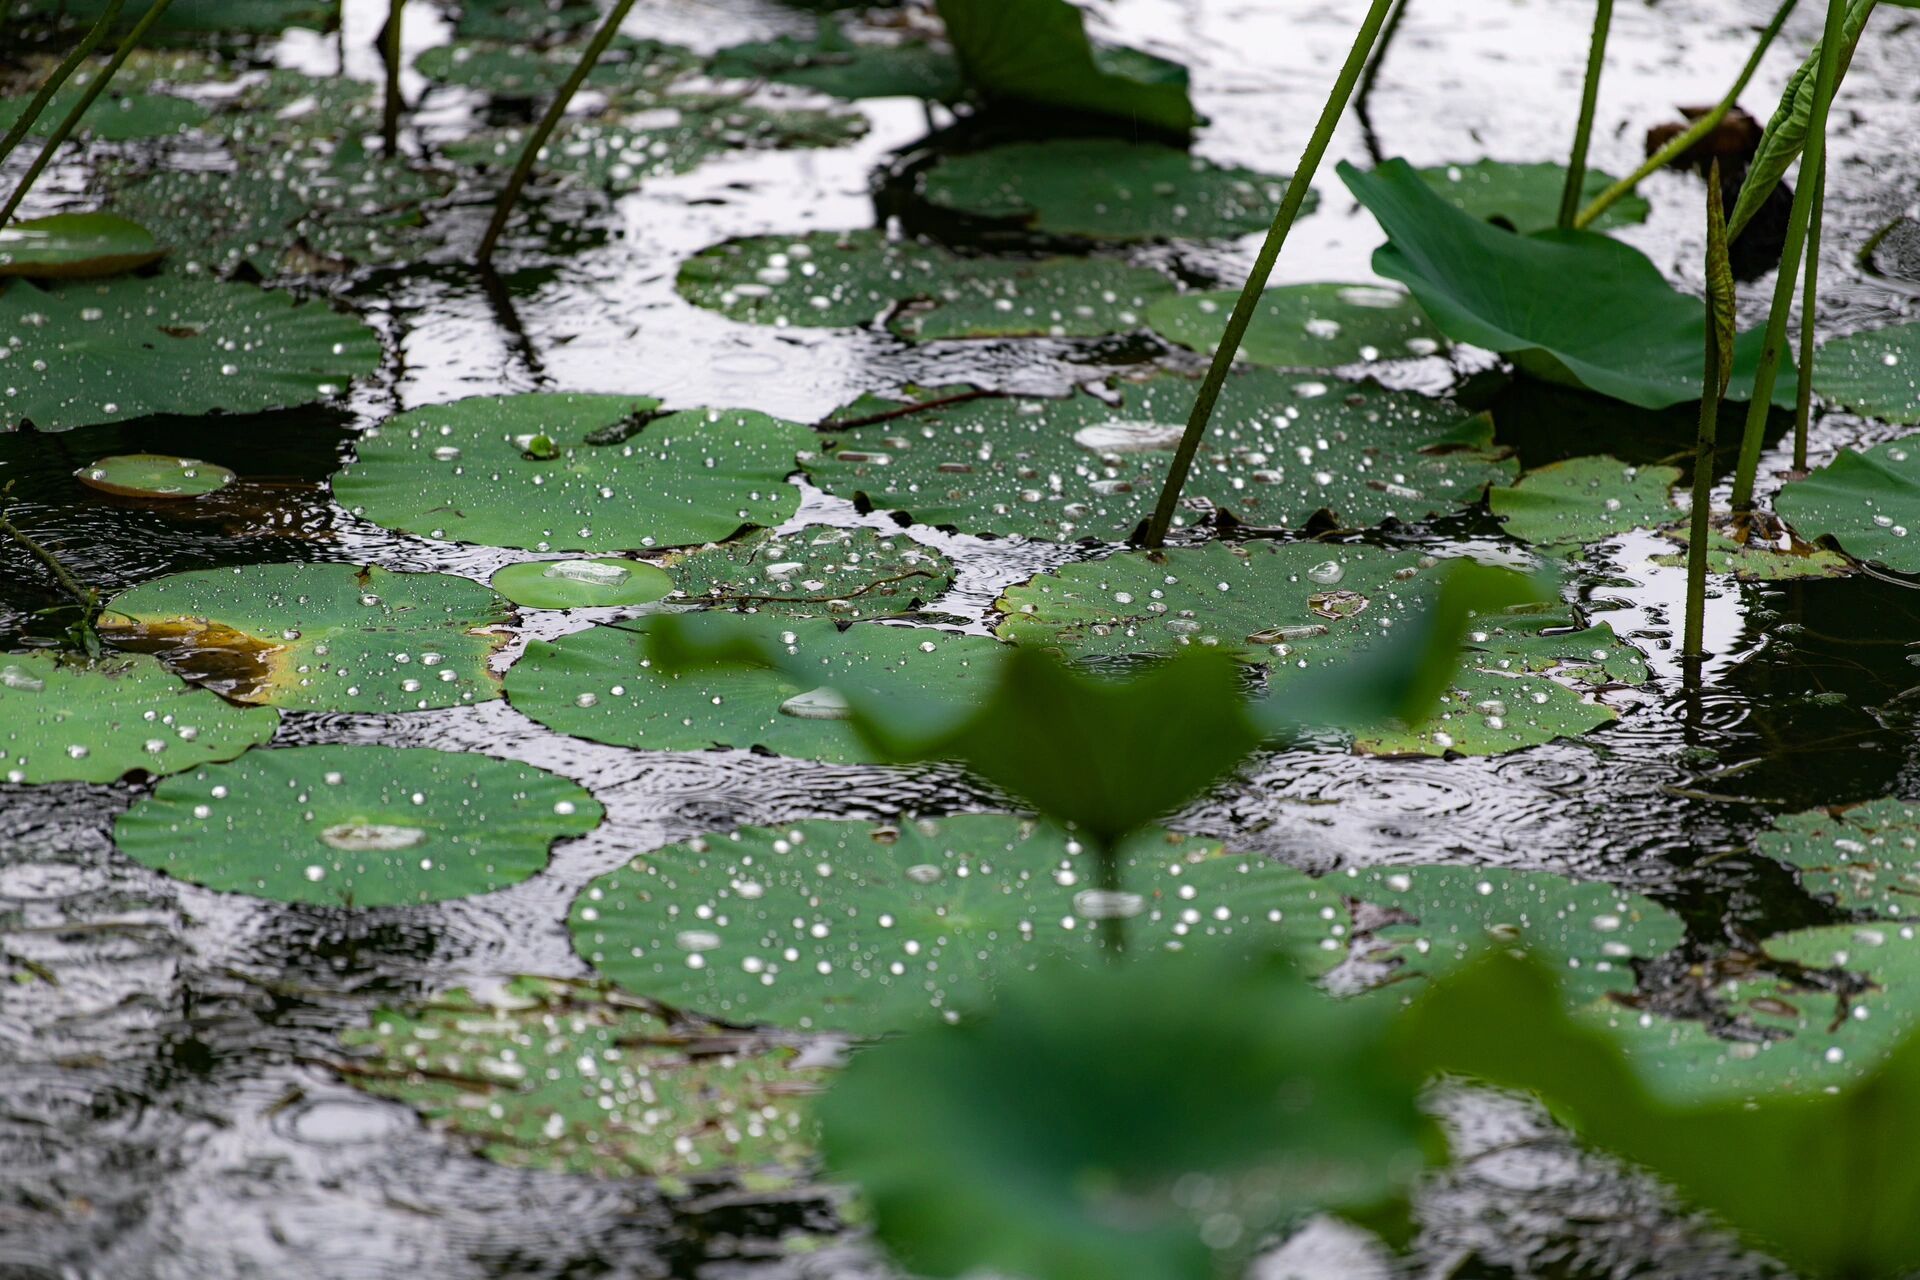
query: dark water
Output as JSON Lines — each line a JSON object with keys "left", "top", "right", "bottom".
{"left": 1, "top": 0, "right": 1918, "bottom": 1276}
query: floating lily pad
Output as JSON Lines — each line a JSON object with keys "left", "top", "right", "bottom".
{"left": 1146, "top": 283, "right": 1445, "bottom": 369}
{"left": 1341, "top": 158, "right": 1789, "bottom": 410}
{"left": 935, "top": 0, "right": 1198, "bottom": 134}
{"left": 100, "top": 563, "right": 511, "bottom": 714}
{"left": 1651, "top": 525, "right": 1855, "bottom": 581}
{"left": 102, "top": 147, "right": 455, "bottom": 277}
{"left": 0, "top": 650, "right": 277, "bottom": 785}
{"left": 1417, "top": 160, "right": 1648, "bottom": 233}
{"left": 919, "top": 140, "right": 1296, "bottom": 242}
{"left": 507, "top": 616, "right": 1003, "bottom": 763}
{"left": 0, "top": 213, "right": 164, "bottom": 279}
{"left": 0, "top": 275, "right": 379, "bottom": 432}
{"left": 1813, "top": 323, "right": 1920, "bottom": 424}
{"left": 76, "top": 453, "right": 234, "bottom": 499}
{"left": 114, "top": 745, "right": 601, "bottom": 907}
{"left": 414, "top": 38, "right": 696, "bottom": 99}
{"left": 0, "top": 86, "right": 206, "bottom": 141}
{"left": 489, "top": 558, "right": 674, "bottom": 610}
{"left": 676, "top": 229, "right": 1174, "bottom": 341}
{"left": 1490, "top": 455, "right": 1681, "bottom": 550}
{"left": 570, "top": 817, "right": 1341, "bottom": 1033}
{"left": 1757, "top": 797, "right": 1920, "bottom": 913}
{"left": 340, "top": 978, "right": 820, "bottom": 1179}
{"left": 809, "top": 374, "right": 1512, "bottom": 541}
{"left": 1775, "top": 435, "right": 1920, "bottom": 573}
{"left": 663, "top": 526, "right": 955, "bottom": 619}
{"left": 454, "top": 0, "right": 599, "bottom": 41}
{"left": 333, "top": 393, "right": 812, "bottom": 553}
{"left": 996, "top": 543, "right": 1638, "bottom": 755}
{"left": 444, "top": 99, "right": 866, "bottom": 193}
{"left": 709, "top": 30, "right": 962, "bottom": 101}
{"left": 10, "top": 0, "right": 337, "bottom": 34}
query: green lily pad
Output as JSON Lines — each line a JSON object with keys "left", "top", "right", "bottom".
{"left": 332, "top": 393, "right": 812, "bottom": 553}
{"left": 0, "top": 275, "right": 379, "bottom": 432}
{"left": 1757, "top": 797, "right": 1920, "bottom": 913}
{"left": 114, "top": 744, "right": 601, "bottom": 907}
{"left": 0, "top": 650, "right": 277, "bottom": 785}
{"left": 0, "top": 86, "right": 206, "bottom": 141}
{"left": 76, "top": 452, "right": 234, "bottom": 499}
{"left": 102, "top": 147, "right": 455, "bottom": 277}
{"left": 489, "top": 558, "right": 674, "bottom": 610}
{"left": 443, "top": 99, "right": 866, "bottom": 193}
{"left": 1417, "top": 160, "right": 1648, "bottom": 233}
{"left": 339, "top": 978, "right": 820, "bottom": 1179}
{"left": 1490, "top": 455, "right": 1681, "bottom": 550}
{"left": 1341, "top": 158, "right": 1791, "bottom": 410}
{"left": 1147, "top": 283, "right": 1445, "bottom": 369}
{"left": 100, "top": 563, "right": 511, "bottom": 714}
{"left": 507, "top": 616, "right": 1004, "bottom": 763}
{"left": 1775, "top": 435, "right": 1920, "bottom": 573}
{"left": 9, "top": 0, "right": 337, "bottom": 34}
{"left": 1813, "top": 323, "right": 1920, "bottom": 424}
{"left": 454, "top": 0, "right": 599, "bottom": 41}
{"left": 676, "top": 229, "right": 1174, "bottom": 341}
{"left": 808, "top": 374, "right": 1512, "bottom": 541}
{"left": 935, "top": 0, "right": 1198, "bottom": 135}
{"left": 1651, "top": 525, "right": 1855, "bottom": 581}
{"left": 414, "top": 37, "right": 697, "bottom": 99}
{"left": 919, "top": 140, "right": 1296, "bottom": 242}
{"left": 662, "top": 526, "right": 956, "bottom": 619}
{"left": 0, "top": 213, "right": 164, "bottom": 279}
{"left": 995, "top": 543, "right": 1639, "bottom": 755}
{"left": 709, "top": 30, "right": 962, "bottom": 101}
{"left": 571, "top": 817, "right": 1339, "bottom": 1034}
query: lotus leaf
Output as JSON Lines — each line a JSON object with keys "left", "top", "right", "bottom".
{"left": 1775, "top": 435, "right": 1920, "bottom": 573}
{"left": 1147, "top": 283, "right": 1445, "bottom": 370}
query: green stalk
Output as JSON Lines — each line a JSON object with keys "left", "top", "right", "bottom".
{"left": 476, "top": 0, "right": 641, "bottom": 266}
{"left": 1685, "top": 161, "right": 1735, "bottom": 659}
{"left": 1730, "top": 0, "right": 1847, "bottom": 512}
{"left": 0, "top": 0, "right": 125, "bottom": 170}
{"left": 1141, "top": 0, "right": 1397, "bottom": 549}
{"left": 1558, "top": 0, "right": 1614, "bottom": 230}
{"left": 1574, "top": 0, "right": 1796, "bottom": 230}
{"left": 0, "top": 0, "right": 175, "bottom": 228}
{"left": 1093, "top": 842, "right": 1125, "bottom": 955}
{"left": 1792, "top": 152, "right": 1825, "bottom": 472}
{"left": 383, "top": 0, "right": 406, "bottom": 156}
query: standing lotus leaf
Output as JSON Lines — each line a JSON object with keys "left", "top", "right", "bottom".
{"left": 1812, "top": 323, "right": 1920, "bottom": 425}
{"left": 1417, "top": 160, "right": 1648, "bottom": 233}
{"left": 0, "top": 650, "right": 278, "bottom": 785}
{"left": 333, "top": 393, "right": 813, "bottom": 552}
{"left": 114, "top": 744, "right": 602, "bottom": 906}
{"left": 507, "top": 616, "right": 1004, "bottom": 763}
{"left": 100, "top": 563, "right": 512, "bottom": 714}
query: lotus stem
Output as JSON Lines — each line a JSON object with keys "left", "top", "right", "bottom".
{"left": 0, "top": 0, "right": 174, "bottom": 229}
{"left": 476, "top": 0, "right": 641, "bottom": 267}
{"left": 1730, "top": 0, "right": 1848, "bottom": 512}
{"left": 1685, "top": 162, "right": 1732, "bottom": 659}
{"left": 1574, "top": 0, "right": 1795, "bottom": 231}
{"left": 1558, "top": 0, "right": 1614, "bottom": 230}
{"left": 1793, "top": 152, "right": 1825, "bottom": 472}
{"left": 1094, "top": 842, "right": 1125, "bottom": 956}
{"left": 0, "top": 0, "right": 125, "bottom": 170}
{"left": 383, "top": 0, "right": 406, "bottom": 156}
{"left": 1142, "top": 0, "right": 1397, "bottom": 549}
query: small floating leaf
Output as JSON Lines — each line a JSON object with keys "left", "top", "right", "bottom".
{"left": 919, "top": 139, "right": 1298, "bottom": 242}
{"left": 1147, "top": 283, "right": 1445, "bottom": 369}
{"left": 0, "top": 213, "right": 164, "bottom": 279}
{"left": 708, "top": 30, "right": 962, "bottom": 101}
{"left": 0, "top": 275, "right": 379, "bottom": 432}
{"left": 114, "top": 744, "right": 601, "bottom": 906}
{"left": 1490, "top": 455, "right": 1682, "bottom": 550}
{"left": 1812, "top": 322, "right": 1920, "bottom": 425}
{"left": 340, "top": 978, "right": 820, "bottom": 1178}
{"left": 663, "top": 526, "right": 955, "bottom": 619}
{"left": 1418, "top": 160, "right": 1648, "bottom": 233}
{"left": 100, "top": 563, "right": 511, "bottom": 714}
{"left": 677, "top": 228, "right": 1174, "bottom": 340}
{"left": 0, "top": 86, "right": 206, "bottom": 141}
{"left": 508, "top": 615, "right": 1003, "bottom": 763}
{"left": 332, "top": 393, "right": 813, "bottom": 553}
{"left": 489, "top": 558, "right": 673, "bottom": 610}
{"left": 0, "top": 650, "right": 277, "bottom": 785}
{"left": 1775, "top": 434, "right": 1920, "bottom": 573}
{"left": 75, "top": 452, "right": 234, "bottom": 500}
{"left": 414, "top": 37, "right": 696, "bottom": 99}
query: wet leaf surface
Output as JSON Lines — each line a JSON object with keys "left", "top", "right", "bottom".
{"left": 1146, "top": 283, "right": 1445, "bottom": 370}
{"left": 76, "top": 452, "right": 234, "bottom": 500}
{"left": 1813, "top": 321, "right": 1920, "bottom": 425}
{"left": 1417, "top": 160, "right": 1648, "bottom": 233}
{"left": 489, "top": 558, "right": 675, "bottom": 610}
{"left": 0, "top": 212, "right": 165, "bottom": 279}
{"left": 709, "top": 30, "right": 962, "bottom": 101}
{"left": 1490, "top": 455, "right": 1682, "bottom": 550}
{"left": 662, "top": 526, "right": 956, "bottom": 619}
{"left": 1775, "top": 434, "right": 1920, "bottom": 573}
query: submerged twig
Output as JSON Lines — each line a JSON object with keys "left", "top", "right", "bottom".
{"left": 1558, "top": 0, "right": 1614, "bottom": 230}
{"left": 475, "top": 0, "right": 641, "bottom": 266}
{"left": 0, "top": 0, "right": 125, "bottom": 170}
{"left": 1141, "top": 0, "right": 1399, "bottom": 549}
{"left": 0, "top": 0, "right": 176, "bottom": 228}
{"left": 1574, "top": 0, "right": 1796, "bottom": 230}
